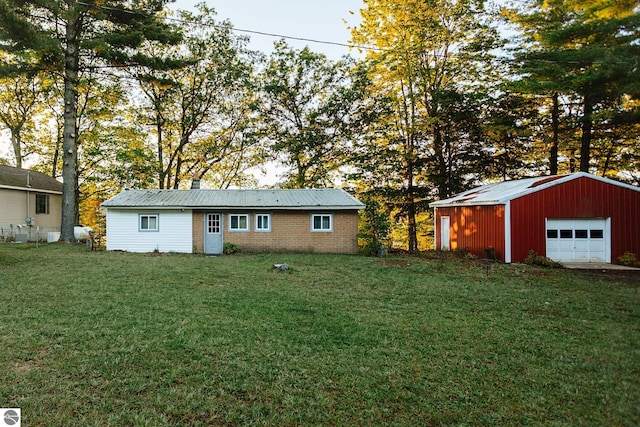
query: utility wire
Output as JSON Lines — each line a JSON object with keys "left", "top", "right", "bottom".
{"left": 73, "top": 1, "right": 382, "bottom": 53}
{"left": 69, "top": 1, "right": 640, "bottom": 65}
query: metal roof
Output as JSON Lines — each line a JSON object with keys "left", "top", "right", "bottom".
{"left": 430, "top": 172, "right": 640, "bottom": 207}
{"left": 0, "top": 165, "right": 63, "bottom": 193}
{"left": 101, "top": 188, "right": 365, "bottom": 210}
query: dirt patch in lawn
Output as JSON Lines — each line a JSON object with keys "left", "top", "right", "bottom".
{"left": 581, "top": 269, "right": 640, "bottom": 286}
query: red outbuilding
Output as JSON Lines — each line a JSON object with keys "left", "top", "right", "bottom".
{"left": 430, "top": 172, "right": 640, "bottom": 264}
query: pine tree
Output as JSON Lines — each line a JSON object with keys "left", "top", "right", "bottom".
{"left": 0, "top": 0, "right": 180, "bottom": 241}
{"left": 507, "top": 0, "right": 640, "bottom": 173}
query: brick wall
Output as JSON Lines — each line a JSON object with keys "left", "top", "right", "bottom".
{"left": 191, "top": 210, "right": 359, "bottom": 254}
{"left": 192, "top": 211, "right": 204, "bottom": 253}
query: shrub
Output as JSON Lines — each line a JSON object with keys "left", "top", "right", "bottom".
{"left": 358, "top": 197, "right": 390, "bottom": 257}
{"left": 424, "top": 249, "right": 446, "bottom": 260}
{"left": 525, "top": 250, "right": 563, "bottom": 268}
{"left": 453, "top": 247, "right": 472, "bottom": 259}
{"left": 223, "top": 242, "right": 240, "bottom": 255}
{"left": 485, "top": 246, "right": 496, "bottom": 260}
{"left": 362, "top": 242, "right": 388, "bottom": 257}
{"left": 617, "top": 251, "right": 639, "bottom": 267}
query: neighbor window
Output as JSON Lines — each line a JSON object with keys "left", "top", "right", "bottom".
{"left": 139, "top": 214, "right": 159, "bottom": 231}
{"left": 311, "top": 213, "right": 332, "bottom": 232}
{"left": 255, "top": 214, "right": 271, "bottom": 232}
{"left": 35, "top": 194, "right": 49, "bottom": 214}
{"left": 546, "top": 229, "right": 558, "bottom": 238}
{"left": 229, "top": 214, "right": 249, "bottom": 231}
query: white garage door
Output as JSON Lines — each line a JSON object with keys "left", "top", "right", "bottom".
{"left": 546, "top": 218, "right": 610, "bottom": 263}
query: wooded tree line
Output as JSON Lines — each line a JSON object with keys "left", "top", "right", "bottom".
{"left": 0, "top": 0, "right": 638, "bottom": 250}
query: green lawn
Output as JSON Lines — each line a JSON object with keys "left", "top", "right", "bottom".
{"left": 0, "top": 244, "right": 638, "bottom": 426}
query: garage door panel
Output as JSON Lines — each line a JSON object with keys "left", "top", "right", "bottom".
{"left": 546, "top": 218, "right": 610, "bottom": 263}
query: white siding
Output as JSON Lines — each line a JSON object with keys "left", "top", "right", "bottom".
{"left": 106, "top": 209, "right": 193, "bottom": 253}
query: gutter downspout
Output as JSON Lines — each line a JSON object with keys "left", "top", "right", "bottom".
{"left": 26, "top": 171, "right": 31, "bottom": 241}
{"left": 504, "top": 201, "right": 511, "bottom": 263}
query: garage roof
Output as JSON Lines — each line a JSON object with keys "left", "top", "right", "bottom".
{"left": 430, "top": 172, "right": 639, "bottom": 207}
{"left": 102, "top": 188, "right": 365, "bottom": 210}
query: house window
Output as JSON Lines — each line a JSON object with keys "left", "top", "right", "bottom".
{"left": 139, "top": 214, "right": 159, "bottom": 231}
{"left": 311, "top": 213, "right": 332, "bottom": 232}
{"left": 546, "top": 229, "right": 558, "bottom": 239}
{"left": 36, "top": 194, "right": 49, "bottom": 214}
{"left": 207, "top": 213, "right": 221, "bottom": 234}
{"left": 229, "top": 214, "right": 249, "bottom": 231}
{"left": 590, "top": 229, "right": 604, "bottom": 239}
{"left": 255, "top": 214, "right": 271, "bottom": 232}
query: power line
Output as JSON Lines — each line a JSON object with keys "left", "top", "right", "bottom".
{"left": 62, "top": 2, "right": 640, "bottom": 66}
{"left": 73, "top": 1, "right": 382, "bottom": 53}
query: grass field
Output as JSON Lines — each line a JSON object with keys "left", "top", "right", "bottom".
{"left": 0, "top": 243, "right": 638, "bottom": 426}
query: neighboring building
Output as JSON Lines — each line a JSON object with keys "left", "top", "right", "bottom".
{"left": 430, "top": 172, "right": 640, "bottom": 264}
{"left": 0, "top": 165, "right": 63, "bottom": 242}
{"left": 101, "top": 188, "right": 365, "bottom": 254}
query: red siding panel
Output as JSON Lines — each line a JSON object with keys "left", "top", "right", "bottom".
{"left": 509, "top": 176, "right": 640, "bottom": 263}
{"left": 436, "top": 205, "right": 505, "bottom": 260}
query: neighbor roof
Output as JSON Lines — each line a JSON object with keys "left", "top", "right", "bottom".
{"left": 101, "top": 188, "right": 365, "bottom": 210}
{"left": 0, "top": 165, "right": 63, "bottom": 193}
{"left": 430, "top": 172, "right": 639, "bottom": 207}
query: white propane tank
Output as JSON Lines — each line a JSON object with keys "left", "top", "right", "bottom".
{"left": 74, "top": 226, "right": 93, "bottom": 240}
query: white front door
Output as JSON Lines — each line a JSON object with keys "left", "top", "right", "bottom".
{"left": 545, "top": 218, "right": 610, "bottom": 262}
{"left": 204, "top": 213, "right": 223, "bottom": 254}
{"left": 440, "top": 216, "right": 450, "bottom": 250}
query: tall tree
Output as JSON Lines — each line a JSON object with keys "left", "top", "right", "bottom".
{"left": 258, "top": 41, "right": 375, "bottom": 188}
{"left": 0, "top": 0, "right": 181, "bottom": 241}
{"left": 483, "top": 91, "right": 544, "bottom": 179}
{"left": 0, "top": 71, "right": 42, "bottom": 168}
{"left": 0, "top": 52, "right": 53, "bottom": 169}
{"left": 351, "top": 0, "right": 501, "bottom": 252}
{"left": 506, "top": 0, "right": 640, "bottom": 173}
{"left": 134, "top": 6, "right": 258, "bottom": 189}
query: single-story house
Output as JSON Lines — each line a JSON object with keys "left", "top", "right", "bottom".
{"left": 429, "top": 172, "right": 640, "bottom": 264}
{"left": 101, "top": 188, "right": 365, "bottom": 254}
{"left": 0, "top": 164, "right": 63, "bottom": 242}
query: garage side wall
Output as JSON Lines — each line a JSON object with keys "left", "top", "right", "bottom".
{"left": 509, "top": 176, "right": 640, "bottom": 263}
{"left": 435, "top": 205, "right": 506, "bottom": 261}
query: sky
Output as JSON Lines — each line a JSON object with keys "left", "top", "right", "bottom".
{"left": 170, "top": 0, "right": 364, "bottom": 59}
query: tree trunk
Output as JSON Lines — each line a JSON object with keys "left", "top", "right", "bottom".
{"left": 52, "top": 127, "right": 62, "bottom": 178}
{"left": 550, "top": 91, "right": 559, "bottom": 175}
{"left": 60, "top": 9, "right": 80, "bottom": 242}
{"left": 10, "top": 130, "right": 22, "bottom": 169}
{"left": 156, "top": 117, "right": 164, "bottom": 189}
{"left": 406, "top": 169, "right": 418, "bottom": 253}
{"left": 405, "top": 135, "right": 418, "bottom": 253}
{"left": 434, "top": 124, "right": 449, "bottom": 199}
{"left": 579, "top": 95, "right": 593, "bottom": 173}
{"left": 174, "top": 154, "right": 183, "bottom": 189}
